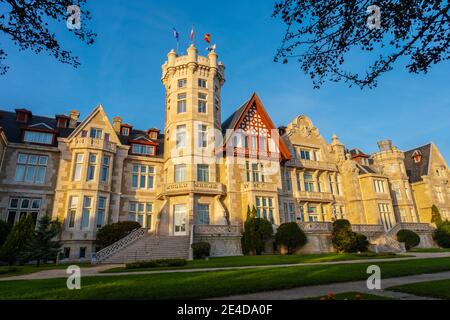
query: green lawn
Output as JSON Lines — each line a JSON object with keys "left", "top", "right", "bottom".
{"left": 104, "top": 252, "right": 404, "bottom": 273}
{"left": 388, "top": 279, "right": 450, "bottom": 299}
{"left": 409, "top": 248, "right": 450, "bottom": 253}
{"left": 306, "top": 292, "right": 394, "bottom": 300}
{"left": 0, "top": 257, "right": 449, "bottom": 300}
{"left": 0, "top": 263, "right": 93, "bottom": 279}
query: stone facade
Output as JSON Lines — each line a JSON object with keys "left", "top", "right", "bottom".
{"left": 0, "top": 46, "right": 448, "bottom": 261}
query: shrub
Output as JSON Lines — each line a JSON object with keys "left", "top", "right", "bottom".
{"left": 191, "top": 242, "right": 211, "bottom": 259}
{"left": 0, "top": 215, "right": 34, "bottom": 265}
{"left": 242, "top": 206, "right": 273, "bottom": 255}
{"left": 431, "top": 205, "right": 443, "bottom": 225}
{"left": 433, "top": 221, "right": 450, "bottom": 248}
{"left": 126, "top": 259, "right": 187, "bottom": 269}
{"left": 275, "top": 222, "right": 307, "bottom": 254}
{"left": 332, "top": 219, "right": 369, "bottom": 253}
{"left": 0, "top": 266, "right": 19, "bottom": 275}
{"left": 397, "top": 229, "right": 420, "bottom": 250}
{"left": 0, "top": 220, "right": 11, "bottom": 248}
{"left": 96, "top": 221, "right": 141, "bottom": 249}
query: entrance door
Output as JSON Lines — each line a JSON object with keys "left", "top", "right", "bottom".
{"left": 174, "top": 204, "right": 187, "bottom": 236}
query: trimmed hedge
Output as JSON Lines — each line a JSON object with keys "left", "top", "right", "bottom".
{"left": 191, "top": 242, "right": 211, "bottom": 259}
{"left": 126, "top": 259, "right": 187, "bottom": 269}
{"left": 275, "top": 222, "right": 307, "bottom": 254}
{"left": 397, "top": 229, "right": 420, "bottom": 250}
{"left": 434, "top": 222, "right": 450, "bottom": 248}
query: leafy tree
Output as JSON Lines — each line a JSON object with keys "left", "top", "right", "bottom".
{"left": 0, "top": 220, "right": 11, "bottom": 247}
{"left": 275, "top": 222, "right": 307, "bottom": 254}
{"left": 96, "top": 221, "right": 141, "bottom": 249}
{"left": 431, "top": 204, "right": 443, "bottom": 225}
{"left": 332, "top": 219, "right": 369, "bottom": 253}
{"left": 0, "top": 215, "right": 34, "bottom": 264}
{"left": 242, "top": 206, "right": 273, "bottom": 255}
{"left": 433, "top": 221, "right": 450, "bottom": 248}
{"left": 20, "top": 215, "right": 62, "bottom": 266}
{"left": 396, "top": 229, "right": 420, "bottom": 250}
{"left": 273, "top": 1, "right": 450, "bottom": 88}
{"left": 0, "top": 0, "right": 96, "bottom": 75}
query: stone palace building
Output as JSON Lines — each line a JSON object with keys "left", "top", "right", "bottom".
{"left": 0, "top": 45, "right": 449, "bottom": 262}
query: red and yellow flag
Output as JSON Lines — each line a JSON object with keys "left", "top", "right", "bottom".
{"left": 204, "top": 33, "right": 211, "bottom": 44}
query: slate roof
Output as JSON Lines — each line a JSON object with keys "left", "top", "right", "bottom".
{"left": 404, "top": 143, "right": 432, "bottom": 183}
{"left": 118, "top": 129, "right": 164, "bottom": 158}
{"left": 221, "top": 98, "right": 250, "bottom": 134}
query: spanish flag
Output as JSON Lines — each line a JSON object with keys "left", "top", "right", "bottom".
{"left": 204, "top": 33, "right": 211, "bottom": 44}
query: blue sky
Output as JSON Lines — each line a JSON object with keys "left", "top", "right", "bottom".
{"left": 0, "top": 0, "right": 449, "bottom": 160}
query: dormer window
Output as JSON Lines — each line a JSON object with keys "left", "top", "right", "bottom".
{"left": 147, "top": 128, "right": 160, "bottom": 140}
{"left": 122, "top": 127, "right": 130, "bottom": 136}
{"left": 412, "top": 150, "right": 422, "bottom": 163}
{"left": 132, "top": 144, "right": 155, "bottom": 156}
{"left": 23, "top": 130, "right": 53, "bottom": 145}
{"left": 55, "top": 115, "right": 70, "bottom": 128}
{"left": 15, "top": 109, "right": 32, "bottom": 123}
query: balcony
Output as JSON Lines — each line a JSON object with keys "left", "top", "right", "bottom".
{"left": 287, "top": 159, "right": 337, "bottom": 172}
{"left": 298, "top": 222, "right": 333, "bottom": 233}
{"left": 194, "top": 224, "right": 241, "bottom": 236}
{"left": 161, "top": 181, "right": 226, "bottom": 197}
{"left": 352, "top": 224, "right": 385, "bottom": 236}
{"left": 241, "top": 182, "right": 278, "bottom": 193}
{"left": 72, "top": 137, "right": 117, "bottom": 153}
{"left": 295, "top": 191, "right": 334, "bottom": 202}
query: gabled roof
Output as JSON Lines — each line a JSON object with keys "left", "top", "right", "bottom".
{"left": 404, "top": 143, "right": 432, "bottom": 183}
{"left": 221, "top": 93, "right": 292, "bottom": 161}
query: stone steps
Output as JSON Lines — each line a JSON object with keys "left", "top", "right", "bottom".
{"left": 100, "top": 235, "right": 190, "bottom": 264}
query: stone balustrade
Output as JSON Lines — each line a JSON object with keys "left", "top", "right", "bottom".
{"left": 241, "top": 182, "right": 277, "bottom": 192}
{"left": 398, "top": 222, "right": 435, "bottom": 233}
{"left": 95, "top": 228, "right": 147, "bottom": 263}
{"left": 298, "top": 222, "right": 333, "bottom": 233}
{"left": 195, "top": 224, "right": 241, "bottom": 236}
{"left": 287, "top": 159, "right": 338, "bottom": 171}
{"left": 162, "top": 181, "right": 226, "bottom": 196}
{"left": 295, "top": 191, "right": 334, "bottom": 202}
{"left": 73, "top": 137, "right": 117, "bottom": 153}
{"left": 352, "top": 224, "right": 385, "bottom": 235}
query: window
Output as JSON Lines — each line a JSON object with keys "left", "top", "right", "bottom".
{"left": 198, "top": 93, "right": 207, "bottom": 113}
{"left": 313, "top": 150, "right": 320, "bottom": 161}
{"left": 374, "top": 180, "right": 386, "bottom": 193}
{"left": 67, "top": 196, "right": 78, "bottom": 229}
{"left": 296, "top": 172, "right": 302, "bottom": 191}
{"left": 132, "top": 144, "right": 155, "bottom": 156}
{"left": 308, "top": 205, "right": 318, "bottom": 222}
{"left": 81, "top": 196, "right": 92, "bottom": 230}
{"left": 392, "top": 183, "right": 402, "bottom": 200}
{"left": 129, "top": 202, "right": 153, "bottom": 229}
{"left": 176, "top": 125, "right": 186, "bottom": 149}
{"left": 23, "top": 131, "right": 53, "bottom": 144}
{"left": 63, "top": 248, "right": 71, "bottom": 259}
{"left": 121, "top": 127, "right": 130, "bottom": 136}
{"left": 300, "top": 149, "right": 311, "bottom": 160}
{"left": 177, "top": 93, "right": 187, "bottom": 113}
{"left": 101, "top": 156, "right": 110, "bottom": 183}
{"left": 259, "top": 136, "right": 267, "bottom": 152}
{"left": 197, "top": 164, "right": 209, "bottom": 182}
{"left": 198, "top": 79, "right": 207, "bottom": 88}
{"left": 198, "top": 124, "right": 207, "bottom": 148}
{"left": 79, "top": 247, "right": 86, "bottom": 259}
{"left": 250, "top": 135, "right": 257, "bottom": 150}
{"left": 89, "top": 128, "right": 102, "bottom": 139}
{"left": 255, "top": 197, "right": 274, "bottom": 223}
{"left": 96, "top": 197, "right": 106, "bottom": 229}
{"left": 7, "top": 197, "right": 41, "bottom": 225}
{"left": 245, "top": 161, "right": 265, "bottom": 182}
{"left": 178, "top": 79, "right": 187, "bottom": 88}
{"left": 405, "top": 182, "right": 412, "bottom": 199}
{"left": 196, "top": 204, "right": 210, "bottom": 225}
{"left": 175, "top": 164, "right": 186, "bottom": 182}
{"left": 132, "top": 164, "right": 155, "bottom": 189}
{"left": 284, "top": 169, "right": 292, "bottom": 192}
{"left": 304, "top": 172, "right": 315, "bottom": 192}
{"left": 86, "top": 153, "right": 97, "bottom": 181}
{"left": 286, "top": 203, "right": 295, "bottom": 222}
{"left": 15, "top": 153, "right": 48, "bottom": 184}
{"left": 73, "top": 154, "right": 84, "bottom": 181}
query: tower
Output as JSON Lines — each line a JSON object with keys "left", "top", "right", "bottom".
{"left": 159, "top": 45, "right": 226, "bottom": 237}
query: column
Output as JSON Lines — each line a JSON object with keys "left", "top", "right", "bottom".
{"left": 313, "top": 170, "right": 319, "bottom": 193}
{"left": 303, "top": 202, "right": 309, "bottom": 222}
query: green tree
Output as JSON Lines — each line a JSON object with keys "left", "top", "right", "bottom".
{"left": 433, "top": 221, "right": 450, "bottom": 248}
{"left": 431, "top": 205, "right": 443, "bottom": 225}
{"left": 0, "top": 215, "right": 34, "bottom": 265}
{"left": 275, "top": 222, "right": 307, "bottom": 254}
{"left": 242, "top": 206, "right": 273, "bottom": 255}
{"left": 0, "top": 220, "right": 11, "bottom": 247}
{"left": 332, "top": 219, "right": 369, "bottom": 253}
{"left": 20, "top": 215, "right": 62, "bottom": 266}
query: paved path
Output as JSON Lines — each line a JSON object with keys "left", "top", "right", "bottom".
{"left": 1, "top": 252, "right": 449, "bottom": 282}
{"left": 215, "top": 271, "right": 450, "bottom": 300}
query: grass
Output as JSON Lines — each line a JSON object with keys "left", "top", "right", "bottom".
{"left": 388, "top": 279, "right": 450, "bottom": 299}
{"left": 306, "top": 292, "right": 394, "bottom": 300}
{"left": 0, "top": 263, "right": 93, "bottom": 279}
{"left": 0, "top": 257, "right": 449, "bottom": 300}
{"left": 409, "top": 248, "right": 450, "bottom": 253}
{"left": 103, "top": 252, "right": 404, "bottom": 273}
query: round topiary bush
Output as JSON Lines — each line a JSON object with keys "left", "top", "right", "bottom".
{"left": 332, "top": 219, "right": 369, "bottom": 253}
{"left": 397, "top": 229, "right": 420, "bottom": 250}
{"left": 434, "top": 222, "right": 450, "bottom": 248}
{"left": 275, "top": 222, "right": 307, "bottom": 255}
{"left": 95, "top": 221, "right": 141, "bottom": 249}
{"left": 191, "top": 241, "right": 211, "bottom": 259}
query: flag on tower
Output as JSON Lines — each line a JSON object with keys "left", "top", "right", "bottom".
{"left": 172, "top": 28, "right": 179, "bottom": 40}
{"left": 190, "top": 25, "right": 195, "bottom": 43}
{"left": 204, "top": 33, "right": 211, "bottom": 44}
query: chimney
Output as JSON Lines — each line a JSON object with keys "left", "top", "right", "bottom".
{"left": 377, "top": 140, "right": 393, "bottom": 152}
{"left": 113, "top": 116, "right": 122, "bottom": 133}
{"left": 69, "top": 110, "right": 80, "bottom": 128}
{"left": 15, "top": 109, "right": 32, "bottom": 123}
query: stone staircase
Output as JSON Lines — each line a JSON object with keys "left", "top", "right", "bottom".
{"left": 95, "top": 229, "right": 190, "bottom": 264}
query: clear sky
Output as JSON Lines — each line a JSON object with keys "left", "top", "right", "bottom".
{"left": 0, "top": 0, "right": 449, "bottom": 160}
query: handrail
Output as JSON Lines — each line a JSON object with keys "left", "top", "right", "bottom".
{"left": 95, "top": 228, "right": 147, "bottom": 263}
